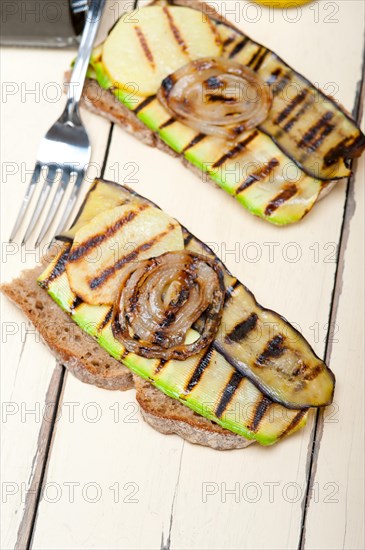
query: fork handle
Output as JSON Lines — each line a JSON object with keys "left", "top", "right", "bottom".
{"left": 67, "top": 0, "right": 106, "bottom": 114}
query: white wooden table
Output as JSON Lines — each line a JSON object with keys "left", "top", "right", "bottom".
{"left": 1, "top": 1, "right": 364, "bottom": 549}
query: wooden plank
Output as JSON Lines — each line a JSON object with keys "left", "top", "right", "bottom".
{"left": 302, "top": 128, "right": 365, "bottom": 547}
{"left": 0, "top": 41, "right": 112, "bottom": 549}
{"left": 14, "top": 364, "right": 65, "bottom": 550}
{"left": 31, "top": 375, "right": 183, "bottom": 550}
{"left": 166, "top": 3, "right": 362, "bottom": 549}
{"left": 0, "top": 47, "right": 75, "bottom": 550}
{"left": 5, "top": 1, "right": 364, "bottom": 549}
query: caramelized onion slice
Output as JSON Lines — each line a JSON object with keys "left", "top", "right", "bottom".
{"left": 158, "top": 57, "right": 272, "bottom": 139}
{"left": 112, "top": 251, "right": 225, "bottom": 360}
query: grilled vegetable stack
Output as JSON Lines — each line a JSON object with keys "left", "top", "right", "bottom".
{"left": 38, "top": 178, "right": 335, "bottom": 446}
{"left": 83, "top": 2, "right": 365, "bottom": 225}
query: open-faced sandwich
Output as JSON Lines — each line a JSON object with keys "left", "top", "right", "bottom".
{"left": 74, "top": 0, "right": 365, "bottom": 225}
{"left": 2, "top": 179, "right": 336, "bottom": 449}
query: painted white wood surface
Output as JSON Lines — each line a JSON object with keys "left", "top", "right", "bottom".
{"left": 1, "top": 1, "right": 364, "bottom": 549}
{"left": 0, "top": 47, "right": 111, "bottom": 549}
{"left": 0, "top": 47, "right": 73, "bottom": 550}
{"left": 304, "top": 157, "right": 365, "bottom": 550}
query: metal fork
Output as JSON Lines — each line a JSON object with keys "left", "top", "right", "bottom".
{"left": 10, "top": 0, "right": 106, "bottom": 246}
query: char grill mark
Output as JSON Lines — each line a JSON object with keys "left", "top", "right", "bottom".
{"left": 213, "top": 131, "right": 259, "bottom": 169}
{"left": 159, "top": 118, "right": 175, "bottom": 129}
{"left": 182, "top": 133, "right": 206, "bottom": 153}
{"left": 310, "top": 123, "right": 336, "bottom": 153}
{"left": 134, "top": 95, "right": 157, "bottom": 115}
{"left": 183, "top": 233, "right": 193, "bottom": 247}
{"left": 206, "top": 94, "right": 236, "bottom": 104}
{"left": 205, "top": 76, "right": 224, "bottom": 90}
{"left": 271, "top": 72, "right": 291, "bottom": 96}
{"left": 246, "top": 47, "right": 269, "bottom": 72}
{"left": 236, "top": 158, "right": 279, "bottom": 194}
{"left": 98, "top": 307, "right": 113, "bottom": 331}
{"left": 223, "top": 36, "right": 236, "bottom": 49}
{"left": 163, "top": 6, "right": 188, "bottom": 54}
{"left": 215, "top": 371, "right": 243, "bottom": 418}
{"left": 275, "top": 90, "right": 308, "bottom": 125}
{"left": 283, "top": 101, "right": 312, "bottom": 133}
{"left": 302, "top": 363, "right": 324, "bottom": 382}
{"left": 134, "top": 26, "right": 155, "bottom": 67}
{"left": 250, "top": 49, "right": 269, "bottom": 72}
{"left": 68, "top": 204, "right": 148, "bottom": 263}
{"left": 87, "top": 226, "right": 175, "bottom": 290}
{"left": 265, "top": 184, "right": 298, "bottom": 216}
{"left": 298, "top": 112, "right": 335, "bottom": 150}
{"left": 228, "top": 37, "right": 249, "bottom": 58}
{"left": 257, "top": 335, "right": 286, "bottom": 366}
{"left": 185, "top": 346, "right": 214, "bottom": 393}
{"left": 155, "top": 359, "right": 167, "bottom": 375}
{"left": 267, "top": 68, "right": 282, "bottom": 86}
{"left": 324, "top": 133, "right": 365, "bottom": 166}
{"left": 40, "top": 245, "right": 70, "bottom": 287}
{"left": 225, "top": 313, "right": 259, "bottom": 343}
{"left": 279, "top": 409, "right": 307, "bottom": 439}
{"left": 224, "top": 279, "right": 240, "bottom": 302}
{"left": 71, "top": 296, "right": 83, "bottom": 310}
{"left": 249, "top": 396, "right": 272, "bottom": 432}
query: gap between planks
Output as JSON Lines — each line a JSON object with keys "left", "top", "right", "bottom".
{"left": 15, "top": 364, "right": 66, "bottom": 550}
{"left": 298, "top": 37, "right": 365, "bottom": 550}
{"left": 14, "top": 0, "right": 132, "bottom": 539}
{"left": 13, "top": 2, "right": 365, "bottom": 549}
{"left": 15, "top": 112, "right": 116, "bottom": 548}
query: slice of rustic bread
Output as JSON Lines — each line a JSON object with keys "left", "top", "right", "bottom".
{"left": 134, "top": 375, "right": 252, "bottom": 450}
{"left": 1, "top": 263, "right": 133, "bottom": 391}
{"left": 2, "top": 263, "right": 252, "bottom": 449}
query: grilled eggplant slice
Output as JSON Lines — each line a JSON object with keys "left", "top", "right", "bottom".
{"left": 217, "top": 22, "right": 365, "bottom": 181}
{"left": 38, "top": 179, "right": 335, "bottom": 441}
{"left": 66, "top": 202, "right": 184, "bottom": 305}
{"left": 215, "top": 285, "right": 334, "bottom": 409}
{"left": 85, "top": 4, "right": 364, "bottom": 224}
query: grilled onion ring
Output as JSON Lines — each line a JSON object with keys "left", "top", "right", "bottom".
{"left": 158, "top": 57, "right": 272, "bottom": 140}
{"left": 112, "top": 251, "right": 225, "bottom": 360}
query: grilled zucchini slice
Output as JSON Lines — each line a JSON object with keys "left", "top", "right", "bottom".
{"left": 39, "top": 255, "right": 307, "bottom": 447}
{"left": 38, "top": 179, "right": 335, "bottom": 440}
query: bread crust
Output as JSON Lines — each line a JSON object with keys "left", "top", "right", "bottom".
{"left": 2, "top": 261, "right": 252, "bottom": 449}
{"left": 1, "top": 263, "right": 133, "bottom": 391}
{"left": 134, "top": 376, "right": 252, "bottom": 450}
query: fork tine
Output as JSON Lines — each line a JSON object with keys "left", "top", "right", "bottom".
{"left": 21, "top": 165, "right": 59, "bottom": 246}
{"left": 34, "top": 169, "right": 71, "bottom": 248}
{"left": 9, "top": 162, "right": 42, "bottom": 242}
{"left": 54, "top": 170, "right": 85, "bottom": 237}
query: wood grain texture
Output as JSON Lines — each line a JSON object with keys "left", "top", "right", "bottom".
{"left": 14, "top": 364, "right": 65, "bottom": 550}
{"left": 31, "top": 376, "right": 183, "bottom": 550}
{"left": 0, "top": 43, "right": 112, "bottom": 550}
{"left": 1, "top": 1, "right": 364, "bottom": 549}
{"left": 303, "top": 139, "right": 365, "bottom": 549}
{"left": 0, "top": 47, "right": 75, "bottom": 550}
